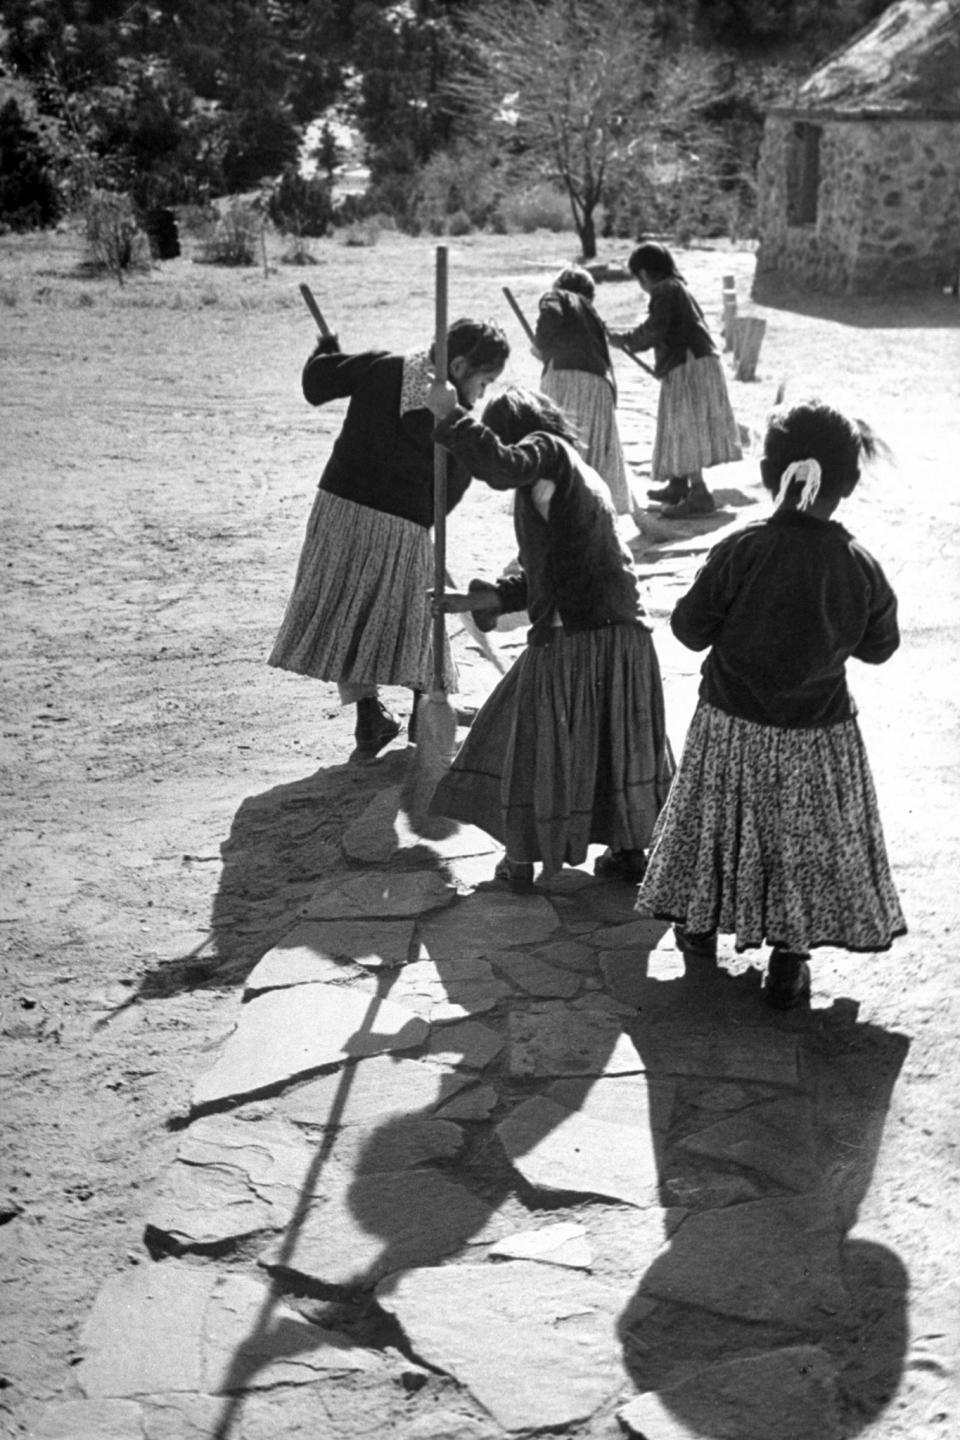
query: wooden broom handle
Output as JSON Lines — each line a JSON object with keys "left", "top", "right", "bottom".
{"left": 432, "top": 246, "right": 448, "bottom": 694}
{"left": 298, "top": 283, "right": 332, "bottom": 336}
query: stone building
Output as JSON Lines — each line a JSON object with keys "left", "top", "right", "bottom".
{"left": 753, "top": 0, "right": 960, "bottom": 295}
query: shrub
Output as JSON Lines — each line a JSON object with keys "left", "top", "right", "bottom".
{"left": 409, "top": 143, "right": 502, "bottom": 236}
{"left": 446, "top": 209, "right": 473, "bottom": 237}
{"left": 195, "top": 202, "right": 259, "bottom": 266}
{"left": 279, "top": 238, "right": 318, "bottom": 265}
{"left": 83, "top": 190, "right": 151, "bottom": 281}
{"left": 0, "top": 97, "right": 63, "bottom": 231}
{"left": 337, "top": 218, "right": 381, "bottom": 248}
{"left": 499, "top": 183, "right": 570, "bottom": 234}
{"left": 267, "top": 168, "right": 335, "bottom": 238}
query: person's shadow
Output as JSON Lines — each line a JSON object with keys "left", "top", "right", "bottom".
{"left": 131, "top": 759, "right": 910, "bottom": 1439}
{"left": 341, "top": 939, "right": 911, "bottom": 1438}
{"left": 614, "top": 959, "right": 910, "bottom": 1438}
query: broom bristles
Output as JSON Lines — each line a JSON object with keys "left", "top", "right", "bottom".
{"left": 401, "top": 690, "right": 459, "bottom": 829}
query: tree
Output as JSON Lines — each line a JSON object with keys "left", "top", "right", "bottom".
{"left": 454, "top": 0, "right": 657, "bottom": 258}
{"left": 0, "top": 94, "right": 63, "bottom": 229}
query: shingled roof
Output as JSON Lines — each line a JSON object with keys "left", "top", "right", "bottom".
{"left": 778, "top": 0, "right": 960, "bottom": 119}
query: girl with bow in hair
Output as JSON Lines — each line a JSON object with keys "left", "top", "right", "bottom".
{"left": 637, "top": 398, "right": 906, "bottom": 1007}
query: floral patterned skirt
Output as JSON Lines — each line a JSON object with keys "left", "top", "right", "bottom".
{"left": 637, "top": 702, "right": 907, "bottom": 953}
{"left": 268, "top": 488, "right": 455, "bottom": 693}
{"left": 430, "top": 624, "right": 675, "bottom": 875}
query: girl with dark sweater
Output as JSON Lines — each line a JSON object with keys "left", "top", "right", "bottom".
{"left": 638, "top": 398, "right": 906, "bottom": 1007}
{"left": 533, "top": 265, "right": 635, "bottom": 516}
{"left": 424, "top": 382, "right": 675, "bottom": 889}
{"left": 269, "top": 319, "right": 509, "bottom": 763}
{"left": 607, "top": 242, "right": 741, "bottom": 519}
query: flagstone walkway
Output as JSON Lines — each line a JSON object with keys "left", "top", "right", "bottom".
{"left": 28, "top": 772, "right": 917, "bottom": 1439}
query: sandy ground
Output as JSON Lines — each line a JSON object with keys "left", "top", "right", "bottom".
{"left": 1, "top": 225, "right": 959, "bottom": 1437}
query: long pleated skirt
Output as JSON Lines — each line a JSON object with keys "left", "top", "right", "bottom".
{"left": 268, "top": 488, "right": 455, "bottom": 693}
{"left": 652, "top": 352, "right": 742, "bottom": 481}
{"left": 430, "top": 624, "right": 675, "bottom": 875}
{"left": 541, "top": 366, "right": 636, "bottom": 515}
{"left": 637, "top": 702, "right": 907, "bottom": 954}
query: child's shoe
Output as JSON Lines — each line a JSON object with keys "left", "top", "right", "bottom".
{"left": 661, "top": 488, "right": 716, "bottom": 520}
{"left": 647, "top": 476, "right": 688, "bottom": 505}
{"left": 494, "top": 856, "right": 535, "bottom": 893}
{"left": 763, "top": 948, "right": 811, "bottom": 1010}
{"left": 350, "top": 696, "right": 401, "bottom": 764}
{"left": 674, "top": 925, "right": 718, "bottom": 960}
{"left": 593, "top": 848, "right": 647, "bottom": 882}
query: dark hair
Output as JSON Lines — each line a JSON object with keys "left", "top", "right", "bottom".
{"left": 627, "top": 242, "right": 680, "bottom": 281}
{"left": 760, "top": 398, "right": 883, "bottom": 501}
{"left": 482, "top": 385, "right": 579, "bottom": 447}
{"left": 441, "top": 317, "right": 510, "bottom": 373}
{"left": 554, "top": 264, "right": 595, "bottom": 301}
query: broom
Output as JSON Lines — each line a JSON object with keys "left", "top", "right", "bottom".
{"left": 402, "top": 245, "right": 459, "bottom": 827}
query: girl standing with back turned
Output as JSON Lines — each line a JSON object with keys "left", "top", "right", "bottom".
{"left": 533, "top": 265, "right": 636, "bottom": 517}
{"left": 638, "top": 398, "right": 906, "bottom": 1007}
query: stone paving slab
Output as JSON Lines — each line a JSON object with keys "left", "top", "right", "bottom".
{"left": 245, "top": 918, "right": 417, "bottom": 991}
{"left": 56, "top": 837, "right": 916, "bottom": 1439}
{"left": 78, "top": 1266, "right": 382, "bottom": 1400}
{"left": 497, "top": 1092, "right": 661, "bottom": 1208}
{"left": 376, "top": 1261, "right": 632, "bottom": 1432}
{"left": 300, "top": 870, "right": 456, "bottom": 920}
{"left": 506, "top": 1000, "right": 645, "bottom": 1078}
{"left": 270, "top": 1053, "right": 473, "bottom": 1127}
{"left": 386, "top": 955, "right": 511, "bottom": 1020}
{"left": 257, "top": 1168, "right": 493, "bottom": 1288}
{"left": 636, "top": 1018, "right": 801, "bottom": 1087}
{"left": 417, "top": 888, "right": 559, "bottom": 958}
{"left": 192, "top": 981, "right": 430, "bottom": 1110}
{"left": 618, "top": 1344, "right": 842, "bottom": 1440}
{"left": 146, "top": 1113, "right": 316, "bottom": 1248}
{"left": 488, "top": 1221, "right": 593, "bottom": 1270}
{"left": 639, "top": 1193, "right": 848, "bottom": 1326}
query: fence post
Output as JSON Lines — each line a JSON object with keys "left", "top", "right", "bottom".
{"left": 735, "top": 316, "right": 767, "bottom": 382}
{"left": 722, "top": 275, "right": 737, "bottom": 352}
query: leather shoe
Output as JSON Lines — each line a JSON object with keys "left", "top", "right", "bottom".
{"left": 763, "top": 949, "right": 811, "bottom": 1010}
{"left": 494, "top": 857, "right": 535, "bottom": 893}
{"left": 593, "top": 848, "right": 647, "bottom": 882}
{"left": 660, "top": 492, "right": 716, "bottom": 520}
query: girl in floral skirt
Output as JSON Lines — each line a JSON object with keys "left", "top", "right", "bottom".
{"left": 638, "top": 397, "right": 906, "bottom": 1007}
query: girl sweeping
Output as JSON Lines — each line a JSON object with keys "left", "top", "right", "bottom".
{"left": 424, "top": 381, "right": 675, "bottom": 889}
{"left": 638, "top": 397, "right": 906, "bottom": 1008}
{"left": 607, "top": 242, "right": 741, "bottom": 519}
{"left": 269, "top": 319, "right": 509, "bottom": 763}
{"left": 533, "top": 265, "right": 636, "bottom": 517}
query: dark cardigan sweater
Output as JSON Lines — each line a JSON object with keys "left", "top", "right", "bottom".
{"left": 534, "top": 290, "right": 616, "bottom": 393}
{"left": 433, "top": 408, "right": 649, "bottom": 646}
{"left": 609, "top": 276, "right": 717, "bottom": 379}
{"left": 672, "top": 509, "right": 900, "bottom": 728}
{"left": 303, "top": 349, "right": 472, "bottom": 528}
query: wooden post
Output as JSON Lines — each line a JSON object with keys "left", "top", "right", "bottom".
{"left": 735, "top": 316, "right": 767, "bottom": 382}
{"left": 721, "top": 274, "right": 737, "bottom": 352}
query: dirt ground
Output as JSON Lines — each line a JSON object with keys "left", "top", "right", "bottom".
{"left": 1, "top": 225, "right": 959, "bottom": 1438}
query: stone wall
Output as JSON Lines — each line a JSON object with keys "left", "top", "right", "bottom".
{"left": 754, "top": 115, "right": 960, "bottom": 295}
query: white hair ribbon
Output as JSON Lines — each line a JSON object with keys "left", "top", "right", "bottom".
{"left": 776, "top": 457, "right": 822, "bottom": 511}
